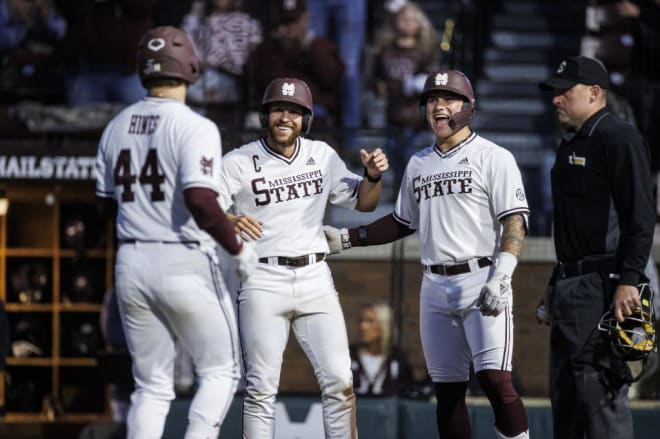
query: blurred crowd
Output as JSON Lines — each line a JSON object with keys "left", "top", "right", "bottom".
{"left": 0, "top": 0, "right": 450, "bottom": 180}
{"left": 1, "top": 0, "right": 659, "bottom": 233}
{"left": 0, "top": 0, "right": 447, "bottom": 128}
{"left": 582, "top": 0, "right": 660, "bottom": 224}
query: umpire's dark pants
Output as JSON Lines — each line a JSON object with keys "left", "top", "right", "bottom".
{"left": 550, "top": 270, "right": 633, "bottom": 439}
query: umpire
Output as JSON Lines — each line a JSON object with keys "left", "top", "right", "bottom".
{"left": 536, "top": 56, "right": 655, "bottom": 439}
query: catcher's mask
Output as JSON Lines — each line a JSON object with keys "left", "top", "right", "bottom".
{"left": 598, "top": 283, "right": 656, "bottom": 366}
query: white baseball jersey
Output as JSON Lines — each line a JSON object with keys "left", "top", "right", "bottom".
{"left": 394, "top": 132, "right": 529, "bottom": 265}
{"left": 96, "top": 96, "right": 240, "bottom": 439}
{"left": 95, "top": 96, "right": 222, "bottom": 245}
{"left": 221, "top": 135, "right": 361, "bottom": 437}
{"left": 218, "top": 136, "right": 362, "bottom": 256}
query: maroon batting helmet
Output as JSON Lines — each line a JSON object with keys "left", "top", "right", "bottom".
{"left": 137, "top": 26, "right": 200, "bottom": 86}
{"left": 419, "top": 70, "right": 475, "bottom": 129}
{"left": 260, "top": 78, "right": 314, "bottom": 135}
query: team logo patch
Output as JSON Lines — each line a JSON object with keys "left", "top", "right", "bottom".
{"left": 200, "top": 156, "right": 213, "bottom": 176}
{"left": 147, "top": 38, "right": 166, "bottom": 51}
{"left": 458, "top": 157, "right": 469, "bottom": 165}
{"left": 515, "top": 188, "right": 525, "bottom": 201}
{"left": 282, "top": 82, "right": 295, "bottom": 96}
{"left": 306, "top": 157, "right": 316, "bottom": 166}
{"left": 434, "top": 73, "right": 449, "bottom": 86}
{"left": 568, "top": 152, "right": 586, "bottom": 166}
{"left": 556, "top": 60, "right": 566, "bottom": 74}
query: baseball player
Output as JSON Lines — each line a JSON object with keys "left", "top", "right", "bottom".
{"left": 95, "top": 26, "right": 257, "bottom": 439}
{"left": 324, "top": 70, "right": 530, "bottom": 439}
{"left": 217, "top": 77, "right": 389, "bottom": 438}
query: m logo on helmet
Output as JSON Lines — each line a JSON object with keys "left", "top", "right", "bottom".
{"left": 147, "top": 38, "right": 166, "bottom": 52}
{"left": 282, "top": 83, "right": 296, "bottom": 96}
{"left": 435, "top": 73, "right": 449, "bottom": 86}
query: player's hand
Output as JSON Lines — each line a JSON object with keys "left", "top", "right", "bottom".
{"left": 323, "top": 225, "right": 350, "bottom": 254}
{"left": 477, "top": 273, "right": 511, "bottom": 316}
{"left": 233, "top": 240, "right": 258, "bottom": 282}
{"left": 613, "top": 284, "right": 642, "bottom": 323}
{"left": 231, "top": 214, "right": 263, "bottom": 241}
{"left": 360, "top": 148, "right": 389, "bottom": 180}
{"left": 535, "top": 285, "right": 553, "bottom": 325}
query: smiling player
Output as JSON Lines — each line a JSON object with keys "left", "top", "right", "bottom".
{"left": 324, "top": 70, "right": 530, "bottom": 439}
{"left": 218, "top": 77, "right": 389, "bottom": 438}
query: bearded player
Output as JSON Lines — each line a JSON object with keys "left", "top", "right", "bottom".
{"left": 218, "top": 77, "right": 389, "bottom": 438}
{"left": 95, "top": 26, "right": 257, "bottom": 439}
{"left": 325, "top": 70, "right": 530, "bottom": 439}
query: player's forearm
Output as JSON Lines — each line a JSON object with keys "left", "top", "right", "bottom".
{"left": 356, "top": 179, "right": 382, "bottom": 212}
{"left": 183, "top": 187, "right": 242, "bottom": 255}
{"left": 499, "top": 214, "right": 526, "bottom": 257}
{"left": 348, "top": 213, "right": 414, "bottom": 246}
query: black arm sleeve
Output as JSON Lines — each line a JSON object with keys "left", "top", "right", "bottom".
{"left": 183, "top": 187, "right": 243, "bottom": 255}
{"left": 348, "top": 213, "right": 415, "bottom": 246}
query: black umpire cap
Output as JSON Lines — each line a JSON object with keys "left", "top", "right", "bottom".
{"left": 539, "top": 56, "right": 610, "bottom": 90}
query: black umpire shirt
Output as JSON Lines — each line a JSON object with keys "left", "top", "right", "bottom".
{"left": 550, "top": 107, "right": 655, "bottom": 286}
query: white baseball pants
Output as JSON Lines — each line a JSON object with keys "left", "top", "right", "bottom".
{"left": 115, "top": 242, "right": 240, "bottom": 439}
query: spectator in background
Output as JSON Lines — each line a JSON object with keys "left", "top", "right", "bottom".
{"left": 349, "top": 301, "right": 414, "bottom": 396}
{"left": 0, "top": 0, "right": 66, "bottom": 102}
{"left": 372, "top": 0, "right": 439, "bottom": 189}
{"left": 55, "top": 0, "right": 157, "bottom": 107}
{"left": 183, "top": 0, "right": 262, "bottom": 124}
{"left": 0, "top": 0, "right": 65, "bottom": 54}
{"left": 246, "top": 0, "right": 344, "bottom": 129}
{"left": 307, "top": 0, "right": 366, "bottom": 146}
{"left": 616, "top": 0, "right": 660, "bottom": 217}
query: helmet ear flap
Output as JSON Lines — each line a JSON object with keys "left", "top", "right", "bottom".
{"left": 302, "top": 113, "right": 313, "bottom": 135}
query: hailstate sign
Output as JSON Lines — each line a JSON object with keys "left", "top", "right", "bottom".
{"left": 0, "top": 155, "right": 96, "bottom": 180}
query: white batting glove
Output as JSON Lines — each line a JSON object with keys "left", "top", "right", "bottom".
{"left": 477, "top": 273, "right": 512, "bottom": 316}
{"left": 477, "top": 252, "right": 517, "bottom": 317}
{"left": 323, "top": 225, "right": 350, "bottom": 255}
{"left": 233, "top": 240, "right": 258, "bottom": 282}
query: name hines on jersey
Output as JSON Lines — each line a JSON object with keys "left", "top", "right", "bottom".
{"left": 413, "top": 170, "right": 472, "bottom": 203}
{"left": 252, "top": 169, "right": 323, "bottom": 206}
{"left": 128, "top": 114, "right": 160, "bottom": 135}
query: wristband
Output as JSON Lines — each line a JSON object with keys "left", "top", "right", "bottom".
{"left": 357, "top": 225, "right": 368, "bottom": 246}
{"left": 495, "top": 251, "right": 518, "bottom": 277}
{"left": 363, "top": 167, "right": 381, "bottom": 183}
